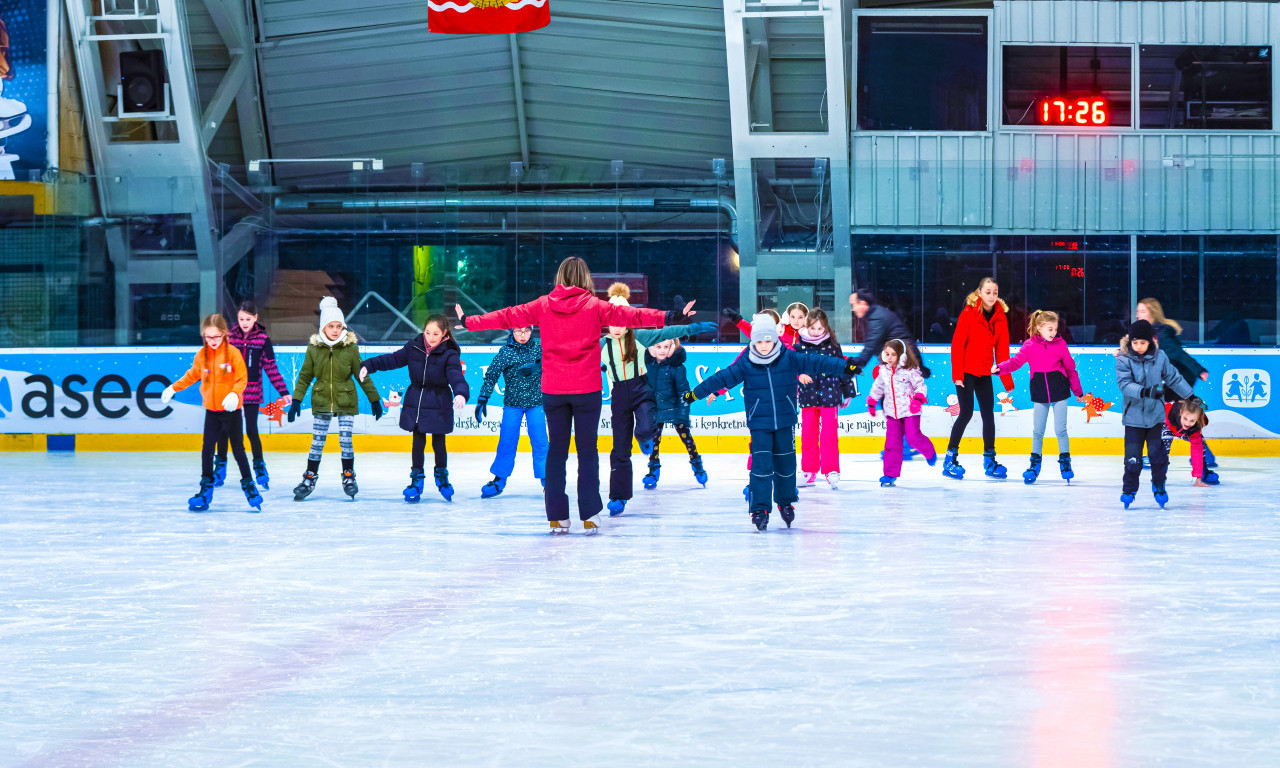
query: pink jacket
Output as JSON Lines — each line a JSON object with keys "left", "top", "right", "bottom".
{"left": 995, "top": 335, "right": 1083, "bottom": 404}
{"left": 869, "top": 362, "right": 927, "bottom": 420}
{"left": 465, "top": 285, "right": 666, "bottom": 395}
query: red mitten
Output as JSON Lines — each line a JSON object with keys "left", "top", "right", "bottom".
{"left": 910, "top": 393, "right": 927, "bottom": 415}
{"left": 866, "top": 396, "right": 877, "bottom": 418}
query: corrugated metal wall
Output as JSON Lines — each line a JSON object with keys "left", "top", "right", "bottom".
{"left": 852, "top": 1, "right": 1280, "bottom": 233}
{"left": 254, "top": 0, "right": 731, "bottom": 178}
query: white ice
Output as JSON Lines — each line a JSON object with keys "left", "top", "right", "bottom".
{"left": 2, "top": 450, "right": 1279, "bottom": 767}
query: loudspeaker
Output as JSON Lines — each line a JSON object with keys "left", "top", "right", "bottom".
{"left": 119, "top": 50, "right": 167, "bottom": 114}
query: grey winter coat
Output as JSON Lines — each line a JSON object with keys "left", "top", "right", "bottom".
{"left": 1115, "top": 337, "right": 1193, "bottom": 428}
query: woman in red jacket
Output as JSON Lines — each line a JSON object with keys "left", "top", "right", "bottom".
{"left": 944, "top": 276, "right": 1016, "bottom": 480}
{"left": 457, "top": 257, "right": 695, "bottom": 534}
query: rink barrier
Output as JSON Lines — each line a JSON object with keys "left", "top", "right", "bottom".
{"left": 1, "top": 345, "right": 1277, "bottom": 453}
{"left": 2, "top": 432, "right": 1276, "bottom": 456}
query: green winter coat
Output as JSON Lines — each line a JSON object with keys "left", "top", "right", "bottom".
{"left": 293, "top": 331, "right": 380, "bottom": 415}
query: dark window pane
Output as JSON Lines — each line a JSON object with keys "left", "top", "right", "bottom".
{"left": 1204, "top": 236, "right": 1277, "bottom": 347}
{"left": 1140, "top": 46, "right": 1272, "bottom": 130}
{"left": 857, "top": 17, "right": 988, "bottom": 131}
{"left": 1137, "top": 235, "right": 1202, "bottom": 344}
{"left": 1002, "top": 45, "right": 1132, "bottom": 126}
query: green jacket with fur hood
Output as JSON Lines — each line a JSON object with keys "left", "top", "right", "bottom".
{"left": 293, "top": 331, "right": 380, "bottom": 415}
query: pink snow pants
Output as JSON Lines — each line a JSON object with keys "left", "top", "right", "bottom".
{"left": 801, "top": 406, "right": 840, "bottom": 475}
{"left": 883, "top": 415, "right": 936, "bottom": 478}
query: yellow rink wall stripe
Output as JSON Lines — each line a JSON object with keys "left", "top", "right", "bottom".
{"left": 3, "top": 433, "right": 1278, "bottom": 456}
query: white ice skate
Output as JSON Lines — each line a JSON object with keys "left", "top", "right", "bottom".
{"left": 549, "top": 520, "right": 571, "bottom": 535}
{"left": 799, "top": 472, "right": 818, "bottom": 487}
{"left": 826, "top": 472, "right": 840, "bottom": 490}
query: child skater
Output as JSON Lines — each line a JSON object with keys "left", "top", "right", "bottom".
{"left": 474, "top": 325, "right": 547, "bottom": 498}
{"left": 945, "top": 276, "right": 1016, "bottom": 480}
{"left": 1115, "top": 319, "right": 1193, "bottom": 509}
{"left": 782, "top": 302, "right": 808, "bottom": 348}
{"left": 867, "top": 339, "right": 937, "bottom": 486}
{"left": 214, "top": 301, "right": 291, "bottom": 490}
{"left": 1138, "top": 298, "right": 1217, "bottom": 469}
{"left": 287, "top": 297, "right": 382, "bottom": 501}
{"left": 1163, "top": 396, "right": 1220, "bottom": 486}
{"left": 360, "top": 313, "right": 468, "bottom": 503}
{"left": 993, "top": 310, "right": 1085, "bottom": 485}
{"left": 685, "top": 314, "right": 857, "bottom": 532}
{"left": 642, "top": 337, "right": 707, "bottom": 490}
{"left": 795, "top": 307, "right": 856, "bottom": 489}
{"left": 457, "top": 256, "right": 696, "bottom": 534}
{"left": 601, "top": 283, "right": 715, "bottom": 516}
{"left": 161, "top": 313, "right": 263, "bottom": 512}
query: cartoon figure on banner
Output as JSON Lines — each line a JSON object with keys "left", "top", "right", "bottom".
{"left": 0, "top": 15, "right": 34, "bottom": 181}
{"left": 260, "top": 396, "right": 288, "bottom": 427}
{"left": 382, "top": 389, "right": 402, "bottom": 421}
{"left": 996, "top": 390, "right": 1017, "bottom": 414}
{"left": 427, "top": 0, "right": 551, "bottom": 35}
{"left": 1082, "top": 392, "right": 1113, "bottom": 423}
{"left": 944, "top": 393, "right": 960, "bottom": 417}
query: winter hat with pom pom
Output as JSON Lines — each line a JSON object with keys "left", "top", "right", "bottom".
{"left": 318, "top": 296, "right": 346, "bottom": 345}
{"left": 607, "top": 282, "right": 631, "bottom": 306}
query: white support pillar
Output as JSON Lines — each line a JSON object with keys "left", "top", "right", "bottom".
{"left": 722, "top": 0, "right": 851, "bottom": 338}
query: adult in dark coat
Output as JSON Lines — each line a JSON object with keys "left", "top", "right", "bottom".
{"left": 848, "top": 290, "right": 927, "bottom": 376}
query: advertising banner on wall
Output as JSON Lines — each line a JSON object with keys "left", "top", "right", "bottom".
{"left": 0, "top": 0, "right": 47, "bottom": 180}
{"left": 0, "top": 346, "right": 1276, "bottom": 441}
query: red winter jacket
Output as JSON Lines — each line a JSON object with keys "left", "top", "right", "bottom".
{"left": 464, "top": 286, "right": 666, "bottom": 395}
{"left": 1164, "top": 401, "right": 1208, "bottom": 479}
{"left": 951, "top": 296, "right": 1016, "bottom": 391}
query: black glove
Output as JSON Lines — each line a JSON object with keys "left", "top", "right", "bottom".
{"left": 287, "top": 400, "right": 302, "bottom": 423}
{"left": 1139, "top": 385, "right": 1164, "bottom": 399}
{"left": 665, "top": 308, "right": 693, "bottom": 325}
{"left": 371, "top": 400, "right": 384, "bottom": 420}
{"left": 721, "top": 306, "right": 743, "bottom": 325}
{"left": 844, "top": 357, "right": 863, "bottom": 377}
{"left": 475, "top": 397, "right": 488, "bottom": 422}
{"left": 681, "top": 391, "right": 697, "bottom": 404}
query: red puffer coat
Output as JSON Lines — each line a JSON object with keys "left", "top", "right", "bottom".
{"left": 464, "top": 285, "right": 667, "bottom": 395}
{"left": 950, "top": 295, "right": 1016, "bottom": 391}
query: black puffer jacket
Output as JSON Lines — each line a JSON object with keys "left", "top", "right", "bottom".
{"left": 794, "top": 337, "right": 858, "bottom": 407}
{"left": 645, "top": 345, "right": 693, "bottom": 425}
{"left": 363, "top": 335, "right": 470, "bottom": 434}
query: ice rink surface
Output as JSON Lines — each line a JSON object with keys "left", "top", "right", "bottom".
{"left": 2, "top": 450, "right": 1279, "bottom": 767}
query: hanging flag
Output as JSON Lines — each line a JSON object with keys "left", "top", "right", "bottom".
{"left": 427, "top": 0, "right": 550, "bottom": 35}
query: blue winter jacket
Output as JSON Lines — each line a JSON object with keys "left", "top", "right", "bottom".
{"left": 692, "top": 346, "right": 850, "bottom": 430}
{"left": 646, "top": 345, "right": 692, "bottom": 425}
{"left": 478, "top": 334, "right": 543, "bottom": 410}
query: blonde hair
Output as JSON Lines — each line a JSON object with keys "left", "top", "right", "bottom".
{"left": 201, "top": 313, "right": 228, "bottom": 337}
{"left": 1027, "top": 309, "right": 1059, "bottom": 339}
{"left": 965, "top": 276, "right": 999, "bottom": 306}
{"left": 1139, "top": 298, "right": 1182, "bottom": 336}
{"left": 554, "top": 257, "right": 595, "bottom": 293}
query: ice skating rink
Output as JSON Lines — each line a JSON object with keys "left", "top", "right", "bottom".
{"left": 2, "top": 450, "right": 1279, "bottom": 767}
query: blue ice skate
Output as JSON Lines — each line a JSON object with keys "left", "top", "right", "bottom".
{"left": 1058, "top": 453, "right": 1074, "bottom": 484}
{"left": 481, "top": 475, "right": 507, "bottom": 499}
{"left": 942, "top": 449, "right": 965, "bottom": 479}
{"left": 434, "top": 467, "right": 454, "bottom": 502}
{"left": 1121, "top": 492, "right": 1135, "bottom": 509}
{"left": 1202, "top": 470, "right": 1220, "bottom": 485}
{"left": 213, "top": 457, "right": 228, "bottom": 487}
{"left": 638, "top": 438, "right": 654, "bottom": 456}
{"left": 643, "top": 460, "right": 661, "bottom": 490}
{"left": 742, "top": 485, "right": 750, "bottom": 502}
{"left": 879, "top": 475, "right": 896, "bottom": 487}
{"left": 607, "top": 498, "right": 627, "bottom": 516}
{"left": 241, "top": 477, "right": 263, "bottom": 512}
{"left": 403, "top": 468, "right": 425, "bottom": 503}
{"left": 1202, "top": 443, "right": 1218, "bottom": 469}
{"left": 690, "top": 455, "right": 708, "bottom": 487}
{"left": 1152, "top": 483, "right": 1168, "bottom": 509}
{"left": 1023, "top": 453, "right": 1042, "bottom": 484}
{"left": 983, "top": 449, "right": 1007, "bottom": 479}
{"left": 188, "top": 475, "right": 215, "bottom": 512}
{"left": 252, "top": 459, "right": 270, "bottom": 490}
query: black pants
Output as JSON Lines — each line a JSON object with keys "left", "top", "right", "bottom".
{"left": 948, "top": 373, "right": 996, "bottom": 453}
{"left": 650, "top": 422, "right": 698, "bottom": 464}
{"left": 1124, "top": 424, "right": 1168, "bottom": 493}
{"left": 609, "top": 377, "right": 657, "bottom": 501}
{"left": 202, "top": 410, "right": 251, "bottom": 479}
{"left": 411, "top": 430, "right": 448, "bottom": 469}
{"left": 215, "top": 405, "right": 262, "bottom": 462}
{"left": 544, "top": 391, "right": 603, "bottom": 522}
{"left": 749, "top": 427, "right": 798, "bottom": 513}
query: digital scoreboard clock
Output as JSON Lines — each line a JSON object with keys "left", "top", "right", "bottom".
{"left": 1039, "top": 97, "right": 1109, "bottom": 125}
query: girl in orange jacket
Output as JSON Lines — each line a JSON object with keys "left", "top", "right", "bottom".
{"left": 161, "top": 313, "right": 263, "bottom": 512}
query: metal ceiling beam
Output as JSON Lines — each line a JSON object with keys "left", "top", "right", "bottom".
{"left": 509, "top": 36, "right": 530, "bottom": 168}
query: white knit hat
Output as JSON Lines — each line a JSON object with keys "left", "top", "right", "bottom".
{"left": 750, "top": 313, "right": 779, "bottom": 344}
{"left": 319, "top": 296, "right": 345, "bottom": 333}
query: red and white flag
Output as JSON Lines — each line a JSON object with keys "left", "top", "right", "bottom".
{"left": 428, "top": 0, "right": 550, "bottom": 34}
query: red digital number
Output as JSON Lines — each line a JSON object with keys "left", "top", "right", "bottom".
{"left": 1038, "top": 97, "right": 1108, "bottom": 125}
